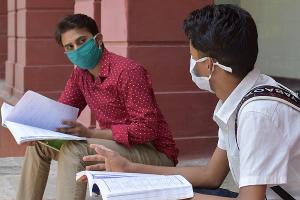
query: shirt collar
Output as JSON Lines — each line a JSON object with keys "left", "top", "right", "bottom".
{"left": 98, "top": 48, "right": 111, "bottom": 78}
{"left": 213, "top": 68, "right": 261, "bottom": 127}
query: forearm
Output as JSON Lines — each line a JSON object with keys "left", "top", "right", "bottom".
{"left": 128, "top": 163, "right": 218, "bottom": 188}
{"left": 88, "top": 129, "right": 113, "bottom": 140}
{"left": 111, "top": 123, "right": 158, "bottom": 146}
{"left": 88, "top": 124, "right": 156, "bottom": 143}
{"left": 192, "top": 193, "right": 235, "bottom": 200}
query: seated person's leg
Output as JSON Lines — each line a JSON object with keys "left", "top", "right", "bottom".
{"left": 56, "top": 141, "right": 89, "bottom": 200}
{"left": 56, "top": 139, "right": 173, "bottom": 200}
{"left": 193, "top": 187, "right": 238, "bottom": 198}
{"left": 87, "top": 138, "right": 174, "bottom": 167}
{"left": 17, "top": 142, "right": 58, "bottom": 200}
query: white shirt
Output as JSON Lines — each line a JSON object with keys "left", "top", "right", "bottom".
{"left": 214, "top": 68, "right": 300, "bottom": 199}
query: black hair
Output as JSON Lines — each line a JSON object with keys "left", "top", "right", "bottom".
{"left": 55, "top": 14, "right": 99, "bottom": 46}
{"left": 183, "top": 4, "right": 258, "bottom": 78}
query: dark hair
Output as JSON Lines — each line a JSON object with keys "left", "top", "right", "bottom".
{"left": 183, "top": 4, "right": 258, "bottom": 78}
{"left": 55, "top": 14, "right": 99, "bottom": 46}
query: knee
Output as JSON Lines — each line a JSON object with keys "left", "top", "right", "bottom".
{"left": 58, "top": 141, "right": 89, "bottom": 171}
{"left": 59, "top": 141, "right": 88, "bottom": 158}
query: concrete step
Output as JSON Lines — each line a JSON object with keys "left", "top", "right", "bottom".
{"left": 0, "top": 157, "right": 238, "bottom": 200}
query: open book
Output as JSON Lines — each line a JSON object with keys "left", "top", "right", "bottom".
{"left": 1, "top": 90, "right": 86, "bottom": 150}
{"left": 76, "top": 171, "right": 194, "bottom": 200}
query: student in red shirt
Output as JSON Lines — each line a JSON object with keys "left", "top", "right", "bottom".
{"left": 16, "top": 14, "right": 178, "bottom": 200}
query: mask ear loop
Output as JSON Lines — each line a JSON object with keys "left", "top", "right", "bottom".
{"left": 93, "top": 33, "right": 100, "bottom": 40}
{"left": 209, "top": 57, "right": 233, "bottom": 73}
{"left": 214, "top": 62, "right": 232, "bottom": 73}
{"left": 195, "top": 56, "right": 209, "bottom": 63}
{"left": 208, "top": 58, "right": 215, "bottom": 80}
{"left": 192, "top": 56, "right": 210, "bottom": 76}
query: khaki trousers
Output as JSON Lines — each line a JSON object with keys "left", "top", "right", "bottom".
{"left": 16, "top": 139, "right": 173, "bottom": 200}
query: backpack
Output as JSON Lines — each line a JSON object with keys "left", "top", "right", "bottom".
{"left": 235, "top": 84, "right": 300, "bottom": 200}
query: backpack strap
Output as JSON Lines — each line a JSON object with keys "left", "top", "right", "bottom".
{"left": 235, "top": 85, "right": 300, "bottom": 149}
{"left": 234, "top": 85, "right": 300, "bottom": 200}
{"left": 271, "top": 186, "right": 296, "bottom": 200}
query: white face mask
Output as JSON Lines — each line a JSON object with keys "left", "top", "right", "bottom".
{"left": 189, "top": 56, "right": 232, "bottom": 93}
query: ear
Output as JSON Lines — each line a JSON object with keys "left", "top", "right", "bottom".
{"left": 94, "top": 33, "right": 103, "bottom": 47}
{"left": 205, "top": 57, "right": 213, "bottom": 71}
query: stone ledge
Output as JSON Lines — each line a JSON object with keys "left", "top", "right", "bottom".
{"left": 0, "top": 157, "right": 238, "bottom": 199}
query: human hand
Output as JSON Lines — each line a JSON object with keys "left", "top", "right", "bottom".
{"left": 56, "top": 120, "right": 92, "bottom": 138}
{"left": 83, "top": 144, "right": 132, "bottom": 172}
{"left": 188, "top": 193, "right": 201, "bottom": 199}
{"left": 22, "top": 141, "right": 36, "bottom": 146}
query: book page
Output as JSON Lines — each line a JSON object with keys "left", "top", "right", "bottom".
{"left": 76, "top": 171, "right": 193, "bottom": 199}
{"left": 5, "top": 121, "right": 85, "bottom": 144}
{"left": 1, "top": 102, "right": 14, "bottom": 128}
{"left": 96, "top": 175, "right": 190, "bottom": 195}
{"left": 5, "top": 90, "right": 79, "bottom": 131}
{"left": 76, "top": 171, "right": 158, "bottom": 181}
{"left": 76, "top": 171, "right": 162, "bottom": 197}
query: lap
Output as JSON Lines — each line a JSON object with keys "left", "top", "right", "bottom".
{"left": 87, "top": 138, "right": 173, "bottom": 166}
{"left": 59, "top": 139, "right": 173, "bottom": 166}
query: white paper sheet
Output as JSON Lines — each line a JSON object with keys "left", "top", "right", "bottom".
{"left": 1, "top": 90, "right": 86, "bottom": 144}
{"left": 5, "top": 121, "right": 84, "bottom": 144}
{"left": 5, "top": 90, "right": 79, "bottom": 131}
{"left": 1, "top": 102, "right": 14, "bottom": 127}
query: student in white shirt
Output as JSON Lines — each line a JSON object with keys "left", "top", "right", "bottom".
{"left": 81, "top": 4, "right": 300, "bottom": 200}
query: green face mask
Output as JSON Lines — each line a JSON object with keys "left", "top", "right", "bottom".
{"left": 65, "top": 36, "right": 102, "bottom": 69}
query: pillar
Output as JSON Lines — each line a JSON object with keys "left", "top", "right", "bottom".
{"left": 0, "top": 0, "right": 7, "bottom": 79}
{"left": 0, "top": 0, "right": 74, "bottom": 157}
{"left": 101, "top": 0, "right": 217, "bottom": 158}
{"left": 74, "top": 0, "right": 101, "bottom": 128}
{"left": 4, "top": 0, "right": 16, "bottom": 99}
{"left": 13, "top": 0, "right": 74, "bottom": 101}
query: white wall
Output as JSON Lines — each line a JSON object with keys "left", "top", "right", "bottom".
{"left": 216, "top": 0, "right": 300, "bottom": 79}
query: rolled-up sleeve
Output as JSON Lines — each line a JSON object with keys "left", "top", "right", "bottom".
{"left": 112, "top": 67, "right": 160, "bottom": 147}
{"left": 238, "top": 110, "right": 288, "bottom": 187}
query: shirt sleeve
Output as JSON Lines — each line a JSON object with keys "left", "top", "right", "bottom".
{"left": 58, "top": 68, "right": 87, "bottom": 114}
{"left": 238, "top": 108, "right": 289, "bottom": 188}
{"left": 111, "top": 67, "right": 160, "bottom": 147}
